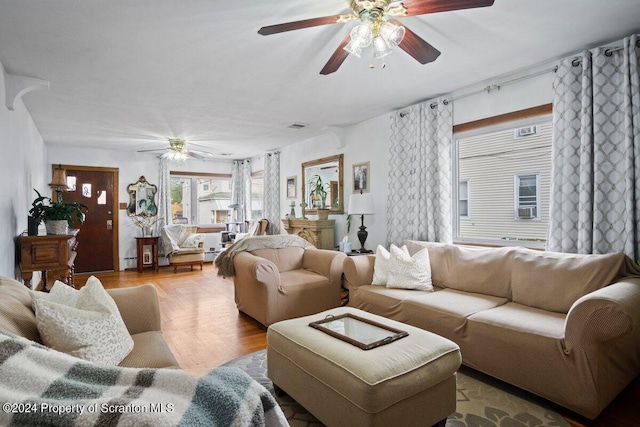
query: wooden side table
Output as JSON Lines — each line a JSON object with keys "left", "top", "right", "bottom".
{"left": 135, "top": 236, "right": 159, "bottom": 273}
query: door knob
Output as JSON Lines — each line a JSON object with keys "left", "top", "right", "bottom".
{"left": 106, "top": 219, "right": 113, "bottom": 230}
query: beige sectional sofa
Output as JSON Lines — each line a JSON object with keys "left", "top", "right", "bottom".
{"left": 343, "top": 241, "right": 640, "bottom": 419}
{"left": 0, "top": 276, "right": 179, "bottom": 368}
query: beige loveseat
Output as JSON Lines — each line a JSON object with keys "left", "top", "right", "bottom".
{"left": 232, "top": 246, "right": 346, "bottom": 327}
{"left": 0, "top": 276, "right": 179, "bottom": 368}
{"left": 344, "top": 241, "right": 640, "bottom": 420}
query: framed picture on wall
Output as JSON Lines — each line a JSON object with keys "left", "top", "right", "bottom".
{"left": 353, "top": 162, "right": 370, "bottom": 193}
{"left": 286, "top": 176, "right": 297, "bottom": 199}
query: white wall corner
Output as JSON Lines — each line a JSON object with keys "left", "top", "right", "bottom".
{"left": 322, "top": 126, "right": 345, "bottom": 149}
{"left": 2, "top": 61, "right": 50, "bottom": 111}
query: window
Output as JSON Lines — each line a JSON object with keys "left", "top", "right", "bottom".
{"left": 170, "top": 173, "right": 231, "bottom": 225}
{"left": 459, "top": 180, "right": 470, "bottom": 218}
{"left": 454, "top": 106, "right": 552, "bottom": 246}
{"left": 251, "top": 171, "right": 264, "bottom": 219}
{"left": 515, "top": 174, "right": 539, "bottom": 219}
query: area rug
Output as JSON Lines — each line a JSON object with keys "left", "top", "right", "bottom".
{"left": 222, "top": 350, "right": 570, "bottom": 427}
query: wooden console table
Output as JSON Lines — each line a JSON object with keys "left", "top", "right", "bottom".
{"left": 19, "top": 229, "right": 79, "bottom": 291}
{"left": 282, "top": 219, "right": 335, "bottom": 250}
{"left": 135, "top": 236, "right": 159, "bottom": 273}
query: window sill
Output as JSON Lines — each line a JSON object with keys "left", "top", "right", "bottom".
{"left": 453, "top": 238, "right": 546, "bottom": 251}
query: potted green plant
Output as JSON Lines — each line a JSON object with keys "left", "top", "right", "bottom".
{"left": 29, "top": 189, "right": 88, "bottom": 235}
{"left": 308, "top": 175, "right": 330, "bottom": 219}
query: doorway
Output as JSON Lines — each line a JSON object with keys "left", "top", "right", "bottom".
{"left": 55, "top": 165, "right": 119, "bottom": 273}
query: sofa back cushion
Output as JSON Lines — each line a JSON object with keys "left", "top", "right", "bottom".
{"left": 251, "top": 247, "right": 304, "bottom": 272}
{"left": 0, "top": 277, "right": 40, "bottom": 342}
{"left": 402, "top": 241, "right": 513, "bottom": 299}
{"left": 510, "top": 248, "right": 639, "bottom": 313}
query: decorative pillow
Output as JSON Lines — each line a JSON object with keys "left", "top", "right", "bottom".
{"left": 372, "top": 245, "right": 409, "bottom": 285}
{"left": 178, "top": 226, "right": 199, "bottom": 247}
{"left": 30, "top": 276, "right": 134, "bottom": 365}
{"left": 386, "top": 246, "right": 433, "bottom": 292}
{"left": 181, "top": 233, "right": 205, "bottom": 248}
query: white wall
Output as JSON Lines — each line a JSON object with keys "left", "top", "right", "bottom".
{"left": 47, "top": 146, "right": 233, "bottom": 269}
{"left": 0, "top": 62, "right": 47, "bottom": 279}
{"left": 279, "top": 120, "right": 390, "bottom": 251}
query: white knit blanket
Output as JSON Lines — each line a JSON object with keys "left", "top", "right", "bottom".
{"left": 0, "top": 331, "right": 289, "bottom": 427}
{"left": 215, "top": 235, "right": 315, "bottom": 278}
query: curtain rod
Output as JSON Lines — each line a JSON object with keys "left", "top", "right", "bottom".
{"left": 571, "top": 39, "right": 640, "bottom": 66}
{"left": 438, "top": 66, "right": 557, "bottom": 107}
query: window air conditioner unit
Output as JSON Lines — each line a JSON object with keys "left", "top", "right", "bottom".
{"left": 514, "top": 125, "right": 539, "bottom": 139}
{"left": 517, "top": 206, "right": 537, "bottom": 218}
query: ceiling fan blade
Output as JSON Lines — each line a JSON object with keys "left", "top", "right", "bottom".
{"left": 258, "top": 14, "right": 354, "bottom": 36}
{"left": 187, "top": 151, "right": 207, "bottom": 160}
{"left": 320, "top": 33, "right": 352, "bottom": 75}
{"left": 137, "top": 148, "right": 166, "bottom": 153}
{"left": 189, "top": 149, "right": 216, "bottom": 158}
{"left": 390, "top": 20, "right": 441, "bottom": 64}
{"left": 401, "top": 0, "right": 494, "bottom": 16}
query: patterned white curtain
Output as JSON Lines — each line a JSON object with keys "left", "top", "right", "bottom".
{"left": 154, "top": 158, "right": 172, "bottom": 236}
{"left": 548, "top": 35, "right": 640, "bottom": 258}
{"left": 387, "top": 99, "right": 453, "bottom": 246}
{"left": 263, "top": 152, "right": 281, "bottom": 234}
{"left": 230, "top": 159, "right": 252, "bottom": 224}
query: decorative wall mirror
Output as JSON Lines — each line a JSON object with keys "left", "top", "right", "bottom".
{"left": 127, "top": 176, "right": 158, "bottom": 217}
{"left": 301, "top": 154, "right": 344, "bottom": 214}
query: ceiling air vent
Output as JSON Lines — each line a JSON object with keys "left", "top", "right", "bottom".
{"left": 514, "top": 125, "right": 539, "bottom": 139}
{"left": 288, "top": 123, "right": 307, "bottom": 129}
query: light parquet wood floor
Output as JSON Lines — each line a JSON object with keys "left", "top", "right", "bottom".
{"left": 77, "top": 265, "right": 638, "bottom": 427}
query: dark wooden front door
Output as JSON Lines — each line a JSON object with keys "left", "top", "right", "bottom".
{"left": 58, "top": 166, "right": 119, "bottom": 273}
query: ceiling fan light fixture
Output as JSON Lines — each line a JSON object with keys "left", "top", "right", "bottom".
{"left": 372, "top": 36, "right": 392, "bottom": 58}
{"left": 379, "top": 21, "right": 405, "bottom": 46}
{"left": 344, "top": 23, "right": 374, "bottom": 57}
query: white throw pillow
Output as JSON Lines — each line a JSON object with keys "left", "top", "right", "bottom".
{"left": 30, "top": 276, "right": 134, "bottom": 365}
{"left": 386, "top": 246, "right": 433, "bottom": 292}
{"left": 181, "top": 233, "right": 204, "bottom": 248}
{"left": 372, "top": 244, "right": 409, "bottom": 285}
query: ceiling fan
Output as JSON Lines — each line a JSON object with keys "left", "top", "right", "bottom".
{"left": 137, "top": 138, "right": 216, "bottom": 161}
{"left": 258, "top": 0, "right": 495, "bottom": 75}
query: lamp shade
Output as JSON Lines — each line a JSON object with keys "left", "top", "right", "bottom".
{"left": 49, "top": 165, "right": 68, "bottom": 188}
{"left": 348, "top": 192, "right": 374, "bottom": 215}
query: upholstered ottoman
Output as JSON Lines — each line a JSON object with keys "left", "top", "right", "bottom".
{"left": 267, "top": 307, "right": 461, "bottom": 427}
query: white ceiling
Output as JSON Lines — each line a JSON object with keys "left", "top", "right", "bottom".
{"left": 1, "top": 0, "right": 640, "bottom": 159}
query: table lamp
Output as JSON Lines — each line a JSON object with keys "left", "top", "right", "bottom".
{"left": 348, "top": 191, "right": 375, "bottom": 253}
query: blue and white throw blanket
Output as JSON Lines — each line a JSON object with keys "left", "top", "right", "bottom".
{"left": 0, "top": 331, "right": 289, "bottom": 427}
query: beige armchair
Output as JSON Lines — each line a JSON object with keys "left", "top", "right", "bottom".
{"left": 0, "top": 276, "right": 179, "bottom": 368}
{"left": 232, "top": 246, "right": 346, "bottom": 327}
{"left": 161, "top": 224, "right": 206, "bottom": 273}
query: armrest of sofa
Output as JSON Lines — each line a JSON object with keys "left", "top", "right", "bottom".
{"left": 563, "top": 278, "right": 640, "bottom": 354}
{"left": 107, "top": 284, "right": 162, "bottom": 335}
{"left": 233, "top": 251, "right": 282, "bottom": 291}
{"left": 343, "top": 255, "right": 375, "bottom": 290}
{"left": 302, "top": 250, "right": 347, "bottom": 288}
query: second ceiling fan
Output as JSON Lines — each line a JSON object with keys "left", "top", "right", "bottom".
{"left": 258, "top": 0, "right": 495, "bottom": 75}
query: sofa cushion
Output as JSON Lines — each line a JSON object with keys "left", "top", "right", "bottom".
{"left": 119, "top": 331, "right": 180, "bottom": 368}
{"left": 0, "top": 277, "right": 40, "bottom": 342}
{"left": 350, "top": 285, "right": 429, "bottom": 320}
{"left": 402, "top": 241, "right": 513, "bottom": 299}
{"left": 510, "top": 248, "right": 639, "bottom": 313}
{"left": 400, "top": 289, "right": 508, "bottom": 342}
{"left": 30, "top": 276, "right": 134, "bottom": 365}
{"left": 251, "top": 247, "right": 304, "bottom": 272}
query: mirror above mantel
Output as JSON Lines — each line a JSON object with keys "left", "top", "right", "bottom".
{"left": 301, "top": 154, "right": 344, "bottom": 214}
